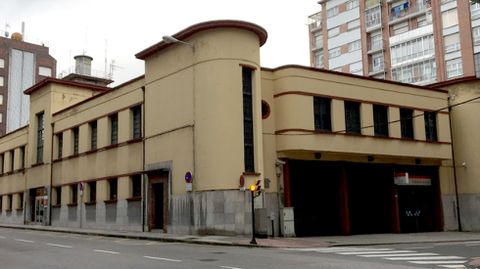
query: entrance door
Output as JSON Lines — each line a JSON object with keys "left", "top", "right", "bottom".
{"left": 153, "top": 183, "right": 164, "bottom": 229}
{"left": 148, "top": 172, "right": 168, "bottom": 231}
{"left": 34, "top": 196, "right": 45, "bottom": 223}
{"left": 398, "top": 187, "right": 434, "bottom": 233}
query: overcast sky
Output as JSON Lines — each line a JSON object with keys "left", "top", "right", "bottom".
{"left": 1, "top": 0, "right": 320, "bottom": 86}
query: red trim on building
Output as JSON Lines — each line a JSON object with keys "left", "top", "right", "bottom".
{"left": 24, "top": 77, "right": 110, "bottom": 95}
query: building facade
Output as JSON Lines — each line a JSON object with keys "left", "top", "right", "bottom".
{"left": 0, "top": 34, "right": 56, "bottom": 135}
{"left": 0, "top": 20, "right": 463, "bottom": 236}
{"left": 309, "top": 0, "right": 480, "bottom": 85}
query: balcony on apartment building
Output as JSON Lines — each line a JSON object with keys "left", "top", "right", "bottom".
{"left": 389, "top": 0, "right": 430, "bottom": 24}
{"left": 308, "top": 12, "right": 322, "bottom": 32}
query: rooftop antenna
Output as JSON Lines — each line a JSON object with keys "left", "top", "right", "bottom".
{"left": 104, "top": 39, "right": 108, "bottom": 78}
{"left": 21, "top": 21, "right": 25, "bottom": 39}
{"left": 108, "top": 59, "right": 123, "bottom": 80}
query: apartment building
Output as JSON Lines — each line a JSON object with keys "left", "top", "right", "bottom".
{"left": 309, "top": 0, "right": 480, "bottom": 85}
{"left": 0, "top": 33, "right": 56, "bottom": 135}
{"left": 0, "top": 20, "right": 464, "bottom": 237}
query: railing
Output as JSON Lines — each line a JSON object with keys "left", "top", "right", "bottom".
{"left": 390, "top": 1, "right": 429, "bottom": 21}
{"left": 58, "top": 66, "right": 112, "bottom": 80}
{"left": 308, "top": 12, "right": 322, "bottom": 31}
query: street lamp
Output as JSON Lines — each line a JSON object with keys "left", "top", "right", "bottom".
{"left": 162, "top": 35, "right": 195, "bottom": 52}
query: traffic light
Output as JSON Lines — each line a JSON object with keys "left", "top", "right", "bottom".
{"left": 249, "top": 180, "right": 262, "bottom": 198}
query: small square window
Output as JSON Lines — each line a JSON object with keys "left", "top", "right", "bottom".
{"left": 0, "top": 59, "right": 4, "bottom": 68}
{"left": 0, "top": 76, "right": 4, "bottom": 87}
{"left": 38, "top": 66, "right": 52, "bottom": 77}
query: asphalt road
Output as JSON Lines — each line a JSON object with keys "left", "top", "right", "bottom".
{"left": 0, "top": 227, "right": 478, "bottom": 269}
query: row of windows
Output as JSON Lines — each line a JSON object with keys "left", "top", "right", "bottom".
{"left": 0, "top": 146, "right": 26, "bottom": 175}
{"left": 313, "top": 97, "right": 438, "bottom": 142}
{"left": 52, "top": 105, "right": 142, "bottom": 160}
{"left": 0, "top": 192, "right": 23, "bottom": 212}
{"left": 391, "top": 59, "right": 436, "bottom": 84}
{"left": 52, "top": 175, "right": 142, "bottom": 206}
{"left": 390, "top": 35, "right": 434, "bottom": 65}
{"left": 327, "top": 0, "right": 359, "bottom": 18}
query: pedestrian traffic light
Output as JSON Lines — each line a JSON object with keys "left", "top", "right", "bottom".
{"left": 249, "top": 180, "right": 262, "bottom": 198}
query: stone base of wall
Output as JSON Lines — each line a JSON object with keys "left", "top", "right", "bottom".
{"left": 459, "top": 193, "right": 480, "bottom": 231}
{"left": 51, "top": 200, "right": 142, "bottom": 232}
{"left": 442, "top": 194, "right": 459, "bottom": 231}
{"left": 168, "top": 190, "right": 279, "bottom": 236}
{"left": 0, "top": 209, "right": 24, "bottom": 224}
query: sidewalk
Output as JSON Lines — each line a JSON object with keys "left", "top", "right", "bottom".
{"left": 1, "top": 223, "right": 480, "bottom": 249}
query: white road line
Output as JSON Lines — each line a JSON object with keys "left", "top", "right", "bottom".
{"left": 14, "top": 239, "right": 34, "bottom": 243}
{"left": 0, "top": 236, "right": 6, "bottom": 239}
{"left": 143, "top": 256, "right": 182, "bottom": 262}
{"left": 219, "top": 266, "right": 244, "bottom": 269}
{"left": 46, "top": 243, "right": 73, "bottom": 249}
{"left": 93, "top": 249, "right": 120, "bottom": 255}
{"left": 385, "top": 256, "right": 465, "bottom": 261}
{"left": 339, "top": 250, "right": 414, "bottom": 255}
{"left": 409, "top": 260, "right": 467, "bottom": 265}
{"left": 292, "top": 247, "right": 392, "bottom": 253}
{"left": 439, "top": 265, "right": 466, "bottom": 268}
{"left": 360, "top": 253, "right": 440, "bottom": 258}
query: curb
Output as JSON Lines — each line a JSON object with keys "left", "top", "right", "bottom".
{"left": 0, "top": 224, "right": 267, "bottom": 248}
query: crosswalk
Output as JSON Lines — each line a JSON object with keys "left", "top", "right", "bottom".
{"left": 289, "top": 247, "right": 469, "bottom": 268}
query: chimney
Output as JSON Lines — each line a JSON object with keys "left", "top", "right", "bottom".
{"left": 74, "top": 55, "right": 93, "bottom": 76}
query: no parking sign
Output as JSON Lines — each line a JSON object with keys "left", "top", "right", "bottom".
{"left": 185, "top": 171, "right": 193, "bottom": 192}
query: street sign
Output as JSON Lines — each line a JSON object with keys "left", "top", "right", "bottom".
{"left": 185, "top": 171, "right": 193, "bottom": 183}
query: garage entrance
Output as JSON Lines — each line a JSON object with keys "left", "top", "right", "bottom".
{"left": 287, "top": 160, "right": 442, "bottom": 236}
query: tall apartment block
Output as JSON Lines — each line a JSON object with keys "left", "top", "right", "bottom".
{"left": 309, "top": 0, "right": 480, "bottom": 85}
{"left": 0, "top": 33, "right": 56, "bottom": 135}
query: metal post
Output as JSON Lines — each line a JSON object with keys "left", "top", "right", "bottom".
{"left": 250, "top": 190, "right": 257, "bottom": 245}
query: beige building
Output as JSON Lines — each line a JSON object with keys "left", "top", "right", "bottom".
{"left": 0, "top": 20, "right": 462, "bottom": 236}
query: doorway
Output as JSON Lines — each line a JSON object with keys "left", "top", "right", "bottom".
{"left": 148, "top": 172, "right": 168, "bottom": 231}
{"left": 30, "top": 188, "right": 47, "bottom": 224}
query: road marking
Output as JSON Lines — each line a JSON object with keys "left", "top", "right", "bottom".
{"left": 339, "top": 250, "right": 414, "bottom": 255}
{"left": 14, "top": 239, "right": 34, "bottom": 243}
{"left": 438, "top": 265, "right": 466, "bottom": 268}
{"left": 219, "top": 266, "right": 244, "bottom": 269}
{"left": 360, "top": 252, "right": 440, "bottom": 258}
{"left": 143, "top": 256, "right": 182, "bottom": 262}
{"left": 46, "top": 243, "right": 73, "bottom": 249}
{"left": 409, "top": 260, "right": 467, "bottom": 265}
{"left": 386, "top": 256, "right": 465, "bottom": 261}
{"left": 291, "top": 247, "right": 392, "bottom": 253}
{"left": 94, "top": 249, "right": 120, "bottom": 255}
{"left": 0, "top": 236, "right": 6, "bottom": 239}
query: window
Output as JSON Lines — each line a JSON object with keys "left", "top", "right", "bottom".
{"left": 473, "top": 26, "right": 480, "bottom": 46}
{"left": 0, "top": 76, "right": 3, "bottom": 87}
{"left": 327, "top": 6, "right": 339, "bottom": 18}
{"left": 346, "top": 0, "right": 359, "bottom": 10}
{"left": 391, "top": 59, "right": 436, "bottom": 84}
{"left": 131, "top": 175, "right": 142, "bottom": 198}
{"left": 444, "top": 33, "right": 460, "bottom": 54}
{"left": 366, "top": 6, "right": 381, "bottom": 28}
{"left": 36, "top": 112, "right": 45, "bottom": 163}
{"left": 390, "top": 35, "right": 434, "bottom": 65}
{"left": 424, "top": 112, "right": 437, "bottom": 142}
{"left": 108, "top": 178, "right": 118, "bottom": 200}
{"left": 90, "top": 121, "right": 97, "bottom": 150}
{"left": 314, "top": 33, "right": 323, "bottom": 49}
{"left": 314, "top": 51, "right": 324, "bottom": 68}
{"left": 18, "top": 193, "right": 23, "bottom": 209}
{"left": 0, "top": 59, "right": 4, "bottom": 68}
{"left": 0, "top": 195, "right": 2, "bottom": 211}
{"left": 73, "top": 127, "right": 79, "bottom": 155}
{"left": 390, "top": 1, "right": 409, "bottom": 20}
{"left": 442, "top": 9, "right": 458, "bottom": 28}
{"left": 109, "top": 114, "right": 118, "bottom": 145}
{"left": 19, "top": 146, "right": 25, "bottom": 169}
{"left": 328, "top": 27, "right": 340, "bottom": 38}
{"left": 371, "top": 53, "right": 384, "bottom": 72}
{"left": 88, "top": 181, "right": 96, "bottom": 203}
{"left": 370, "top": 31, "right": 383, "bottom": 51}
{"left": 345, "top": 101, "right": 361, "bottom": 134}
{"left": 54, "top": 186, "right": 62, "bottom": 205}
{"left": 348, "top": 40, "right": 361, "bottom": 52}
{"left": 314, "top": 97, "right": 332, "bottom": 132}
{"left": 400, "top": 108, "right": 414, "bottom": 139}
{"left": 57, "top": 133, "right": 63, "bottom": 159}
{"left": 71, "top": 184, "right": 78, "bottom": 205}
{"left": 7, "top": 195, "right": 12, "bottom": 210}
{"left": 475, "top": 53, "right": 480, "bottom": 78}
{"left": 38, "top": 66, "right": 52, "bottom": 77}
{"left": 0, "top": 153, "right": 4, "bottom": 174}
{"left": 9, "top": 150, "right": 14, "bottom": 172}
{"left": 242, "top": 68, "right": 255, "bottom": 173}
{"left": 373, "top": 105, "right": 389, "bottom": 137}
{"left": 132, "top": 105, "right": 142, "bottom": 139}
{"left": 392, "top": 21, "right": 409, "bottom": 36}
{"left": 446, "top": 58, "right": 463, "bottom": 78}
{"left": 329, "top": 47, "right": 341, "bottom": 58}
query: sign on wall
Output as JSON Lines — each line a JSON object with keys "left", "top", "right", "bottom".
{"left": 394, "top": 172, "right": 431, "bottom": 186}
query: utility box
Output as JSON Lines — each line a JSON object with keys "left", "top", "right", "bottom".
{"left": 280, "top": 207, "right": 295, "bottom": 237}
{"left": 254, "top": 208, "right": 268, "bottom": 238}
